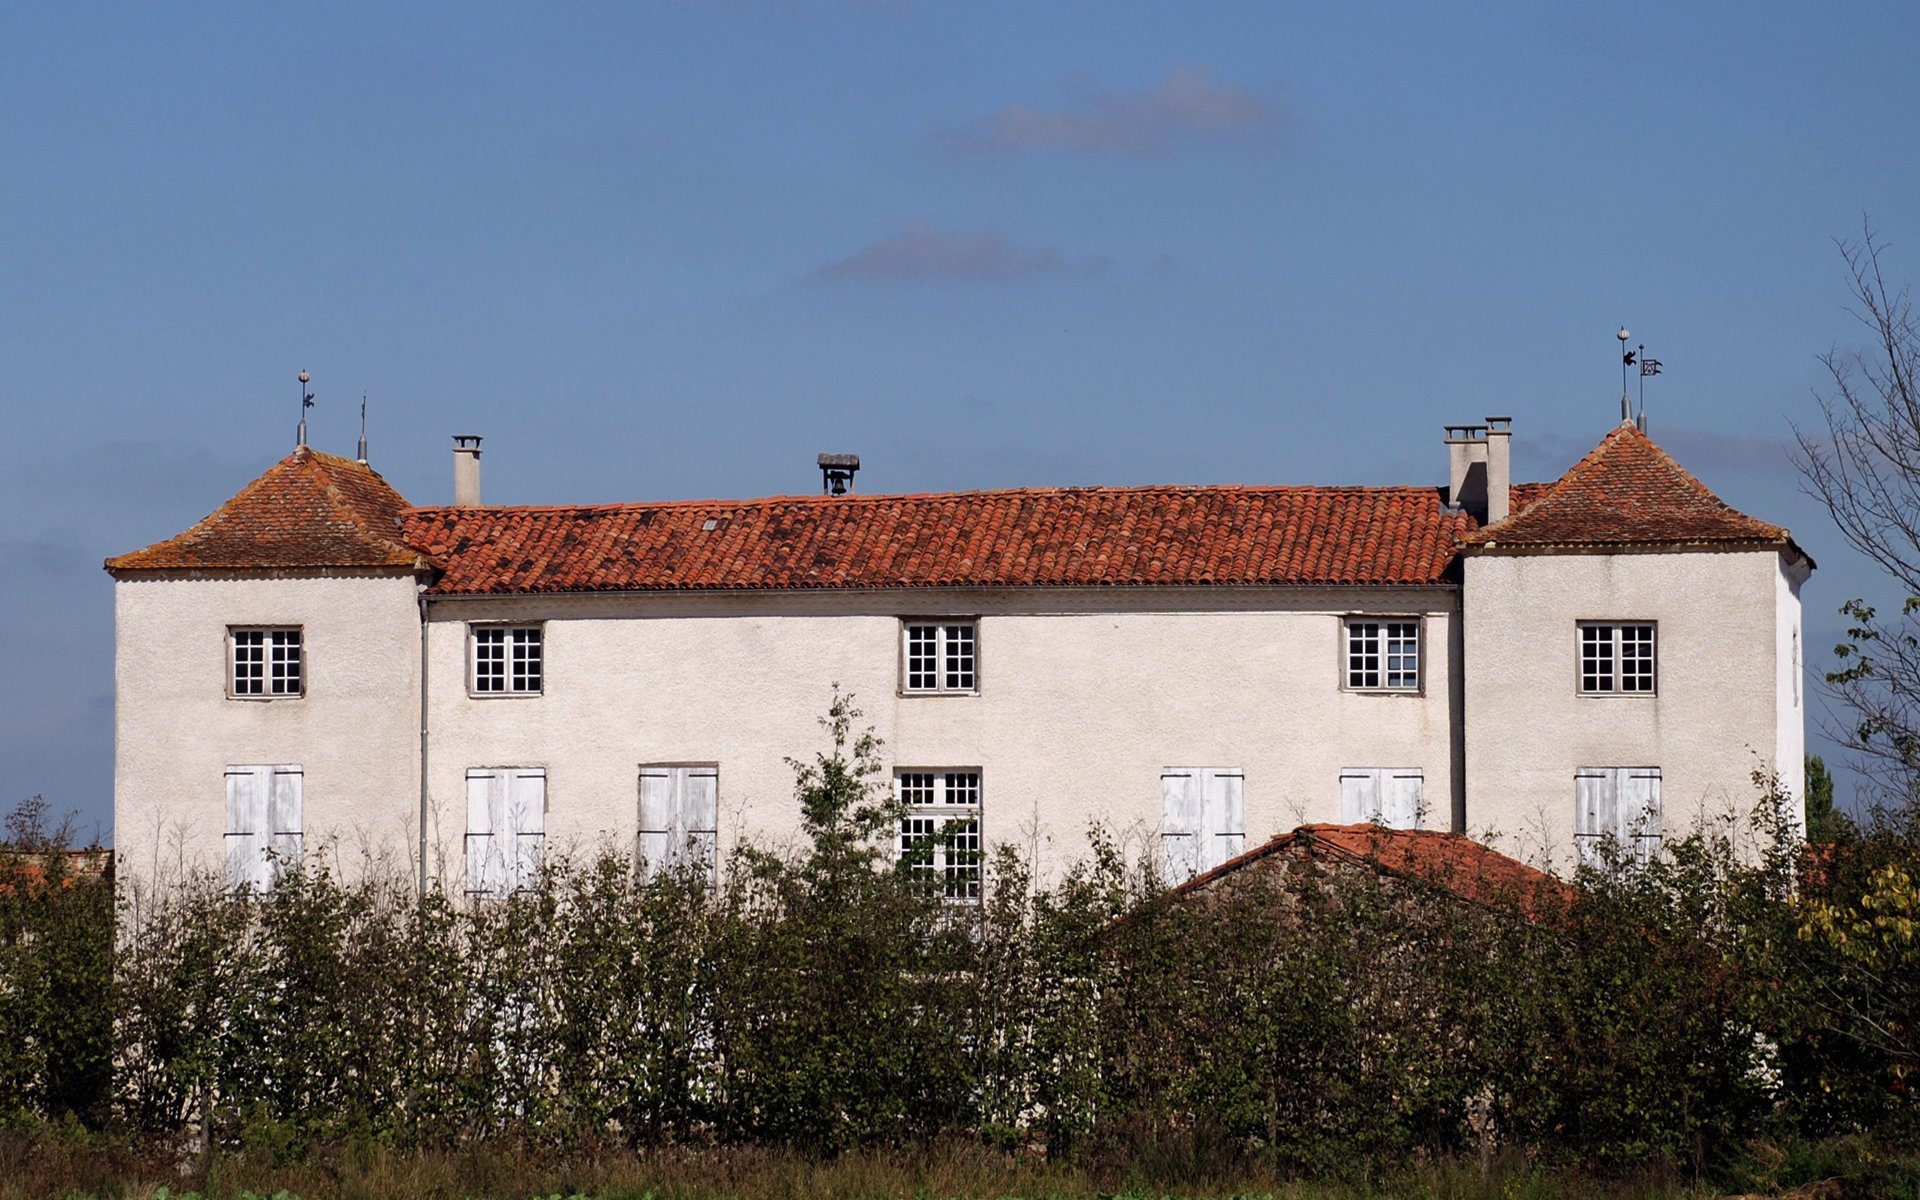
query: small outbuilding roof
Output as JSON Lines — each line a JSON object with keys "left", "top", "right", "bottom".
{"left": 1175, "top": 823, "right": 1571, "bottom": 914}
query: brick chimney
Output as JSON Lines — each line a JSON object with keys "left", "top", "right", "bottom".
{"left": 452, "top": 435, "right": 482, "bottom": 506}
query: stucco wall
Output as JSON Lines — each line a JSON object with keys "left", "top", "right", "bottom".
{"left": 1775, "top": 556, "right": 1809, "bottom": 830}
{"left": 113, "top": 573, "right": 422, "bottom": 896}
{"left": 1460, "top": 549, "right": 1794, "bottom": 867}
{"left": 419, "top": 587, "right": 1462, "bottom": 886}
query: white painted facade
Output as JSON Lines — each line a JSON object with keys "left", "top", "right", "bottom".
{"left": 109, "top": 425, "right": 1812, "bottom": 889}
{"left": 1459, "top": 548, "right": 1806, "bottom": 864}
{"left": 113, "top": 572, "right": 423, "bottom": 899}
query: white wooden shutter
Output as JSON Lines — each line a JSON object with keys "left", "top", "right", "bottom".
{"left": 1202, "top": 769, "right": 1244, "bottom": 871}
{"left": 1341, "top": 769, "right": 1381, "bottom": 824}
{"left": 1621, "top": 768, "right": 1662, "bottom": 863}
{"left": 682, "top": 767, "right": 719, "bottom": 883}
{"left": 638, "top": 767, "right": 675, "bottom": 879}
{"left": 1575, "top": 767, "right": 1614, "bottom": 867}
{"left": 507, "top": 769, "right": 546, "bottom": 889}
{"left": 1384, "top": 770, "right": 1423, "bottom": 830}
{"left": 225, "top": 765, "right": 269, "bottom": 888}
{"left": 268, "top": 766, "right": 303, "bottom": 880}
{"left": 466, "top": 769, "right": 505, "bottom": 897}
{"left": 1161, "top": 769, "right": 1201, "bottom": 882}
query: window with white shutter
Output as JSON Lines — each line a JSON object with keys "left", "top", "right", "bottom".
{"left": 225, "top": 764, "right": 302, "bottom": 889}
{"left": 1575, "top": 766, "right": 1662, "bottom": 867}
{"left": 638, "top": 765, "right": 720, "bottom": 884}
{"left": 1340, "top": 768, "right": 1425, "bottom": 829}
{"left": 465, "top": 767, "right": 547, "bottom": 898}
{"left": 1160, "top": 767, "right": 1245, "bottom": 883}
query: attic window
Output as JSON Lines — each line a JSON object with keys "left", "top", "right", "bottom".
{"left": 231, "top": 628, "right": 303, "bottom": 698}
{"left": 1345, "top": 619, "right": 1420, "bottom": 691}
{"left": 902, "top": 620, "right": 977, "bottom": 694}
{"left": 1579, "top": 623, "right": 1656, "bottom": 695}
{"left": 702, "top": 518, "right": 719, "bottom": 531}
{"left": 471, "top": 624, "right": 544, "bottom": 696}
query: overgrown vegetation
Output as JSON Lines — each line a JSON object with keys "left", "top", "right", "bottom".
{"left": 6, "top": 695, "right": 1920, "bottom": 1197}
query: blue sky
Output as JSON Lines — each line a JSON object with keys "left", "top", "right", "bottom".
{"left": 3, "top": 1, "right": 1916, "bottom": 838}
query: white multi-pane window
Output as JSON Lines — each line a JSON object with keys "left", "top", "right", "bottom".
{"left": 902, "top": 621, "right": 977, "bottom": 693}
{"left": 231, "top": 628, "right": 303, "bottom": 697}
{"left": 897, "top": 770, "right": 982, "bottom": 900}
{"left": 471, "top": 625, "right": 544, "bottom": 695}
{"left": 1161, "top": 767, "right": 1245, "bottom": 883}
{"left": 1340, "top": 768, "right": 1425, "bottom": 829}
{"left": 1345, "top": 619, "right": 1420, "bottom": 690}
{"left": 638, "top": 765, "right": 719, "bottom": 884}
{"left": 1575, "top": 767, "right": 1662, "bottom": 867}
{"left": 224, "top": 764, "right": 303, "bottom": 889}
{"left": 1579, "top": 622, "right": 1656, "bottom": 694}
{"left": 465, "top": 767, "right": 546, "bottom": 898}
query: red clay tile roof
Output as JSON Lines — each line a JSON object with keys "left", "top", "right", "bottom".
{"left": 107, "top": 423, "right": 1808, "bottom": 589}
{"left": 1176, "top": 823, "right": 1570, "bottom": 914}
{"left": 106, "top": 448, "right": 428, "bottom": 573}
{"left": 400, "top": 486, "right": 1474, "bottom": 595}
{"left": 1464, "top": 423, "right": 1801, "bottom": 555}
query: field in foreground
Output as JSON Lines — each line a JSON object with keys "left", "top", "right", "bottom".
{"left": 5, "top": 1137, "right": 1918, "bottom": 1200}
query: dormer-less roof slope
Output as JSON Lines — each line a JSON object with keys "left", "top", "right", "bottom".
{"left": 1464, "top": 422, "right": 1806, "bottom": 559}
{"left": 105, "top": 448, "right": 428, "bottom": 573}
{"left": 401, "top": 486, "right": 1473, "bottom": 595}
{"left": 1174, "top": 823, "right": 1571, "bottom": 915}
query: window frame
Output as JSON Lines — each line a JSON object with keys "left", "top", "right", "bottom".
{"left": 895, "top": 767, "right": 984, "bottom": 902}
{"left": 898, "top": 618, "right": 980, "bottom": 696}
{"left": 1341, "top": 616, "right": 1423, "bottom": 694}
{"left": 1577, "top": 621, "right": 1658, "bottom": 697}
{"left": 468, "top": 622, "right": 546, "bottom": 698}
{"left": 227, "top": 626, "right": 305, "bottom": 700}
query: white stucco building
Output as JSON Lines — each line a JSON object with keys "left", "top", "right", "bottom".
{"left": 107, "top": 416, "right": 1812, "bottom": 895}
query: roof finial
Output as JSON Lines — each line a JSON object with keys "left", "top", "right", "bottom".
{"left": 1634, "top": 343, "right": 1661, "bottom": 434}
{"left": 357, "top": 390, "right": 369, "bottom": 463}
{"left": 1616, "top": 327, "right": 1633, "bottom": 425}
{"left": 296, "top": 370, "right": 314, "bottom": 449}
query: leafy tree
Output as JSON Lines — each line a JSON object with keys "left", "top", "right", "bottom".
{"left": 1806, "top": 754, "right": 1853, "bottom": 843}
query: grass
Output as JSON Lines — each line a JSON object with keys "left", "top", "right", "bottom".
{"left": 3, "top": 1130, "right": 1917, "bottom": 1200}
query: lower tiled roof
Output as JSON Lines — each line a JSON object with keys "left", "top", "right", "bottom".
{"left": 1176, "top": 823, "right": 1570, "bottom": 913}
{"left": 401, "top": 486, "right": 1474, "bottom": 594}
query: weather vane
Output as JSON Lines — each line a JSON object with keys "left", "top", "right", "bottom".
{"left": 1615, "top": 328, "right": 1661, "bottom": 432}
{"left": 296, "top": 370, "right": 315, "bottom": 448}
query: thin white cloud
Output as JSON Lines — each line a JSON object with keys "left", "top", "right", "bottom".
{"left": 936, "top": 65, "right": 1281, "bottom": 158}
{"left": 808, "top": 222, "right": 1106, "bottom": 285}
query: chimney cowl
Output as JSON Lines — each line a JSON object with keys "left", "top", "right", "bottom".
{"left": 452, "top": 435, "right": 483, "bottom": 506}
